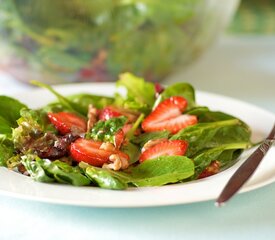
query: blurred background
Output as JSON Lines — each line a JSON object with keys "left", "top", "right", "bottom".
{"left": 229, "top": 0, "right": 275, "bottom": 34}
{"left": 0, "top": 0, "right": 238, "bottom": 84}
{"left": 0, "top": 0, "right": 274, "bottom": 87}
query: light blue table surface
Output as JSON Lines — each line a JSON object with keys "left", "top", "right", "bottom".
{"left": 0, "top": 36, "right": 275, "bottom": 240}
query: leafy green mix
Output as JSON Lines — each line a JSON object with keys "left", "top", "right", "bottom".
{"left": 0, "top": 0, "right": 210, "bottom": 83}
{"left": 0, "top": 73, "right": 252, "bottom": 190}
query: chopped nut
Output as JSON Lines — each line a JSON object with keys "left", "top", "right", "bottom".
{"left": 102, "top": 154, "right": 129, "bottom": 171}
{"left": 87, "top": 104, "right": 98, "bottom": 131}
{"left": 142, "top": 138, "right": 168, "bottom": 153}
{"left": 100, "top": 142, "right": 116, "bottom": 151}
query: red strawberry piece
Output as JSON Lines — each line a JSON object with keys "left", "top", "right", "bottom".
{"left": 142, "top": 96, "right": 197, "bottom": 133}
{"left": 122, "top": 123, "right": 133, "bottom": 135}
{"left": 139, "top": 139, "right": 188, "bottom": 163}
{"left": 70, "top": 138, "right": 129, "bottom": 167}
{"left": 148, "top": 114, "right": 198, "bottom": 134}
{"left": 99, "top": 106, "right": 122, "bottom": 121}
{"left": 114, "top": 129, "right": 125, "bottom": 148}
{"left": 99, "top": 106, "right": 139, "bottom": 123}
{"left": 198, "top": 160, "right": 221, "bottom": 179}
{"left": 48, "top": 112, "right": 87, "bottom": 135}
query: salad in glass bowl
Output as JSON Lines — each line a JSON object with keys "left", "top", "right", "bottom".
{"left": 0, "top": 73, "right": 252, "bottom": 190}
{"left": 0, "top": 0, "right": 239, "bottom": 84}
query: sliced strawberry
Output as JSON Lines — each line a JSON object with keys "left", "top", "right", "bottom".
{"left": 148, "top": 114, "right": 198, "bottom": 134}
{"left": 114, "top": 129, "right": 124, "bottom": 148}
{"left": 142, "top": 96, "right": 196, "bottom": 133}
{"left": 99, "top": 106, "right": 139, "bottom": 123}
{"left": 122, "top": 123, "right": 133, "bottom": 135}
{"left": 99, "top": 106, "right": 122, "bottom": 121}
{"left": 139, "top": 139, "right": 188, "bottom": 163}
{"left": 198, "top": 160, "right": 221, "bottom": 179}
{"left": 70, "top": 138, "right": 129, "bottom": 167}
{"left": 48, "top": 112, "right": 87, "bottom": 135}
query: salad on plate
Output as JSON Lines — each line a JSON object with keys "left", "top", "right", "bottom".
{"left": 0, "top": 73, "right": 252, "bottom": 190}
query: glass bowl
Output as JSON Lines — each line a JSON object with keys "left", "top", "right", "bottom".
{"left": 0, "top": 0, "right": 239, "bottom": 84}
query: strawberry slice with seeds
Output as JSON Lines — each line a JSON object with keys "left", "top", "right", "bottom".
{"left": 48, "top": 112, "right": 87, "bottom": 135}
{"left": 70, "top": 138, "right": 129, "bottom": 167}
{"left": 149, "top": 114, "right": 198, "bottom": 134}
{"left": 99, "top": 106, "right": 122, "bottom": 121}
{"left": 114, "top": 129, "right": 125, "bottom": 148}
{"left": 142, "top": 96, "right": 197, "bottom": 133}
{"left": 139, "top": 139, "right": 188, "bottom": 163}
{"left": 99, "top": 106, "right": 139, "bottom": 123}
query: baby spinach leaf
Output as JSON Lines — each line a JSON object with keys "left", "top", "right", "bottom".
{"left": 128, "top": 156, "right": 194, "bottom": 187}
{"left": 185, "top": 106, "right": 209, "bottom": 116}
{"left": 121, "top": 142, "right": 140, "bottom": 164}
{"left": 115, "top": 72, "right": 155, "bottom": 114}
{"left": 0, "top": 96, "right": 27, "bottom": 127}
{"left": 80, "top": 156, "right": 194, "bottom": 189}
{"left": 197, "top": 111, "right": 242, "bottom": 123}
{"left": 86, "top": 116, "right": 127, "bottom": 144}
{"left": 0, "top": 116, "right": 13, "bottom": 140}
{"left": 157, "top": 82, "right": 196, "bottom": 110}
{"left": 42, "top": 160, "right": 91, "bottom": 186}
{"left": 84, "top": 166, "right": 128, "bottom": 190}
{"left": 132, "top": 130, "right": 170, "bottom": 147}
{"left": 23, "top": 155, "right": 91, "bottom": 186}
{"left": 193, "top": 142, "right": 249, "bottom": 178}
{"left": 0, "top": 143, "right": 14, "bottom": 167}
{"left": 171, "top": 119, "right": 251, "bottom": 157}
{"left": 41, "top": 103, "right": 70, "bottom": 113}
{"left": 31, "top": 81, "right": 85, "bottom": 117}
{"left": 21, "top": 155, "right": 55, "bottom": 183}
{"left": 67, "top": 94, "right": 114, "bottom": 115}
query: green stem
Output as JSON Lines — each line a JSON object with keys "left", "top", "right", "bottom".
{"left": 126, "top": 113, "right": 144, "bottom": 140}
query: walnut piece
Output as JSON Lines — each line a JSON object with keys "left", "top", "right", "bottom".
{"left": 102, "top": 153, "right": 129, "bottom": 171}
{"left": 100, "top": 142, "right": 116, "bottom": 151}
{"left": 87, "top": 104, "right": 98, "bottom": 131}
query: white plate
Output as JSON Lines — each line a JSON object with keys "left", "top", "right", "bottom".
{"left": 0, "top": 83, "right": 274, "bottom": 207}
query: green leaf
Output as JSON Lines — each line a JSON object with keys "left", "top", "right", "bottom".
{"left": 0, "top": 116, "right": 13, "bottom": 140}
{"left": 132, "top": 130, "right": 170, "bottom": 147}
{"left": 121, "top": 142, "right": 140, "bottom": 164}
{"left": 157, "top": 82, "right": 196, "bottom": 110}
{"left": 185, "top": 106, "right": 209, "bottom": 116}
{"left": 0, "top": 143, "right": 14, "bottom": 167}
{"left": 80, "top": 156, "right": 194, "bottom": 189}
{"left": 171, "top": 119, "right": 251, "bottom": 157}
{"left": 21, "top": 155, "right": 55, "bottom": 183}
{"left": 84, "top": 166, "right": 128, "bottom": 190}
{"left": 12, "top": 108, "right": 56, "bottom": 152}
{"left": 67, "top": 94, "right": 114, "bottom": 115}
{"left": 86, "top": 116, "right": 127, "bottom": 144}
{"left": 193, "top": 143, "right": 249, "bottom": 178}
{"left": 115, "top": 72, "right": 155, "bottom": 114}
{"left": 23, "top": 155, "right": 91, "bottom": 186}
{"left": 197, "top": 111, "right": 243, "bottom": 123}
{"left": 0, "top": 96, "right": 27, "bottom": 127}
{"left": 128, "top": 156, "right": 194, "bottom": 187}
{"left": 31, "top": 81, "right": 85, "bottom": 117}
{"left": 125, "top": 113, "right": 144, "bottom": 140}
{"left": 42, "top": 160, "right": 91, "bottom": 186}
